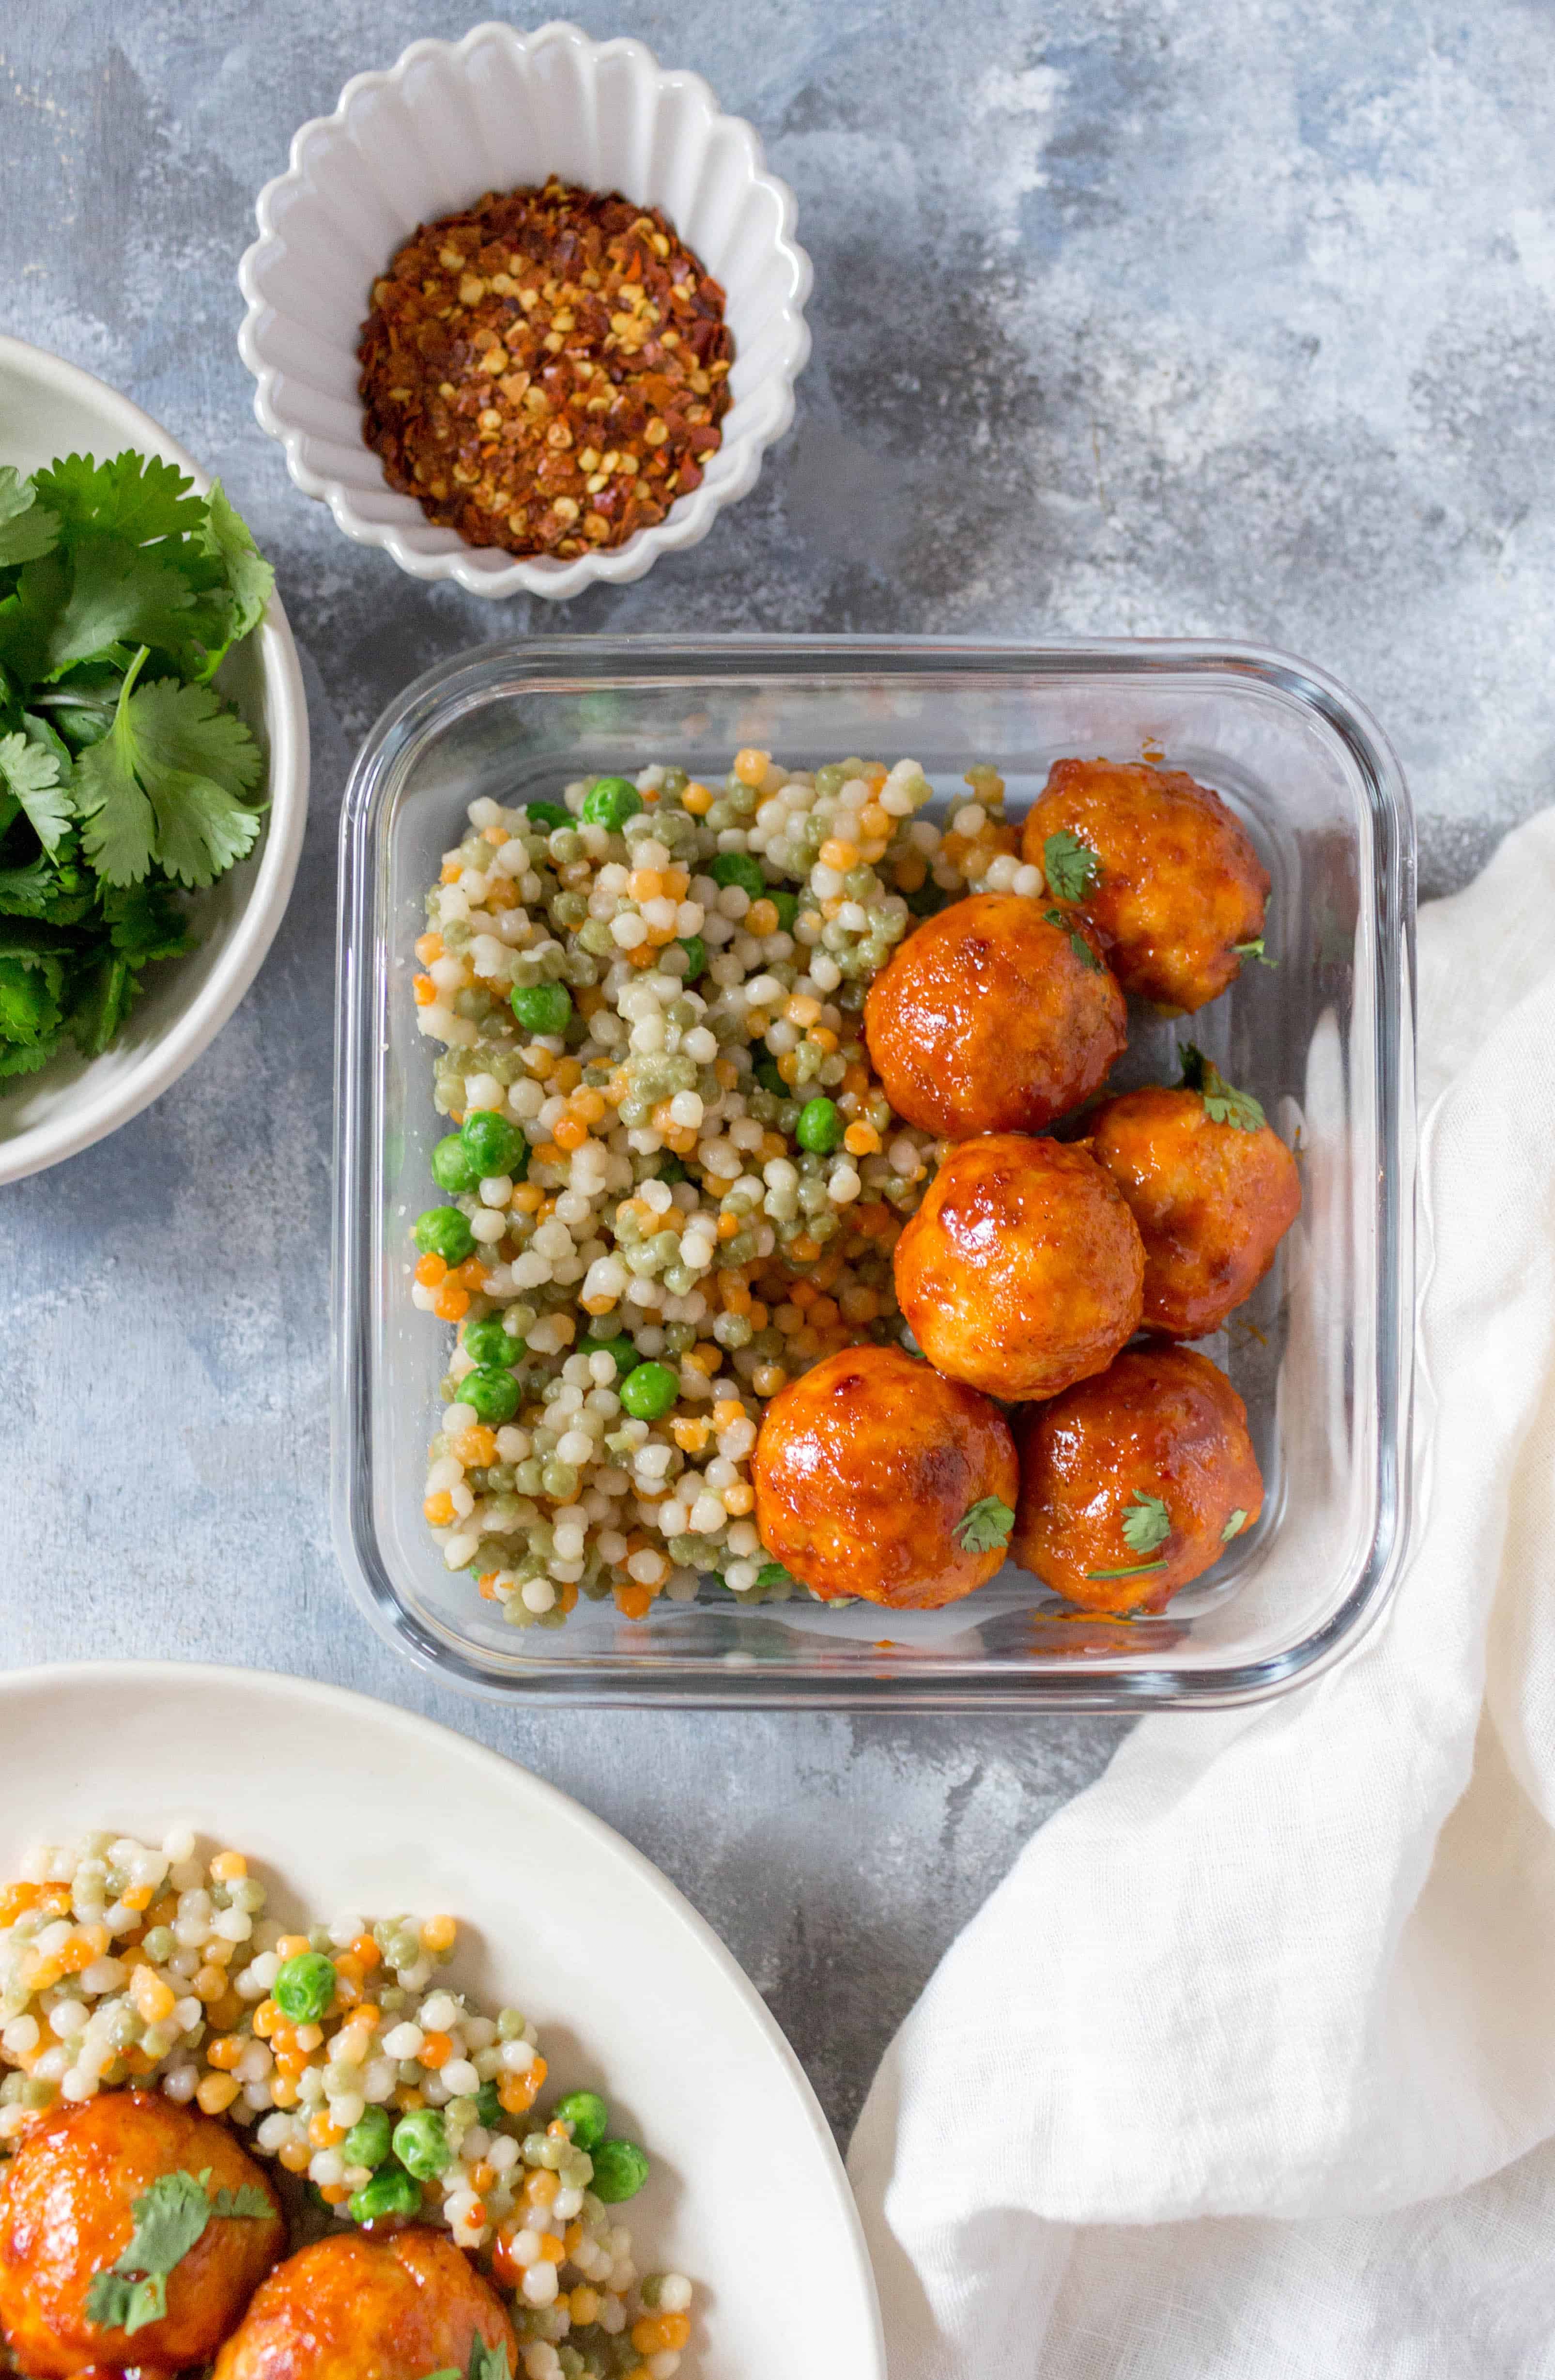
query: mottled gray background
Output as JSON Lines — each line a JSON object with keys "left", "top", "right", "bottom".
{"left": 2, "top": 0, "right": 1552, "bottom": 2142}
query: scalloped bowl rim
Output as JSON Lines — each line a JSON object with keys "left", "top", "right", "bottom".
{"left": 237, "top": 18, "right": 813, "bottom": 601}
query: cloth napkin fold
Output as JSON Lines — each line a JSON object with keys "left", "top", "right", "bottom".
{"left": 848, "top": 807, "right": 1555, "bottom": 2379}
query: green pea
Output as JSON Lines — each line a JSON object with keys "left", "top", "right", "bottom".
{"left": 462, "top": 1368, "right": 523, "bottom": 1425}
{"left": 589, "top": 2137, "right": 650, "bottom": 2202}
{"left": 511, "top": 982, "right": 574, "bottom": 1037}
{"left": 617, "top": 1361, "right": 678, "bottom": 1421}
{"left": 707, "top": 851, "right": 766, "bottom": 900}
{"left": 769, "top": 889, "right": 800, "bottom": 933}
{"left": 464, "top": 1315, "right": 523, "bottom": 1369}
{"left": 413, "top": 1207, "right": 476, "bottom": 1266}
{"left": 754, "top": 1056, "right": 788, "bottom": 1099}
{"left": 475, "top": 2078, "right": 504, "bottom": 2130}
{"left": 522, "top": 801, "right": 572, "bottom": 832}
{"left": 676, "top": 934, "right": 707, "bottom": 982}
{"left": 796, "top": 1097, "right": 843, "bottom": 1153}
{"left": 348, "top": 2164, "right": 420, "bottom": 2223}
{"left": 461, "top": 1109, "right": 526, "bottom": 1176}
{"left": 580, "top": 776, "right": 644, "bottom": 830}
{"left": 392, "top": 2107, "right": 451, "bottom": 2180}
{"left": 552, "top": 2089, "right": 609, "bottom": 2149}
{"left": 584, "top": 1332, "right": 642, "bottom": 1378}
{"left": 657, "top": 1154, "right": 687, "bottom": 1185}
{"left": 273, "top": 1950, "right": 337, "bottom": 2023}
{"left": 343, "top": 2106, "right": 393, "bottom": 2169}
{"left": 431, "top": 1133, "right": 480, "bottom": 1194}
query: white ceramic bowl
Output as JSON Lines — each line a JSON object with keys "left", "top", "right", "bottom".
{"left": 0, "top": 336, "right": 309, "bottom": 1186}
{"left": 237, "top": 19, "right": 812, "bottom": 602}
{"left": 0, "top": 1662, "right": 886, "bottom": 2380}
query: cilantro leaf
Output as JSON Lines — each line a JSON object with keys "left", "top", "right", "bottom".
{"left": 86, "top": 2164, "right": 273, "bottom": 2336}
{"left": 41, "top": 539, "right": 198, "bottom": 678}
{"left": 210, "top": 2182, "right": 274, "bottom": 2219}
{"left": 1044, "top": 908, "right": 1102, "bottom": 972}
{"left": 1041, "top": 828, "right": 1101, "bottom": 904}
{"left": 0, "top": 950, "right": 63, "bottom": 1046}
{"left": 1177, "top": 1043, "right": 1266, "bottom": 1132}
{"left": 0, "top": 1028, "right": 64, "bottom": 1084}
{"left": 85, "top": 2270, "right": 167, "bottom": 2333}
{"left": 952, "top": 1495, "right": 1016, "bottom": 1553}
{"left": 1233, "top": 938, "right": 1276, "bottom": 968}
{"left": 1121, "top": 1491, "right": 1171, "bottom": 1555}
{"left": 1222, "top": 1508, "right": 1250, "bottom": 1542}
{"left": 66, "top": 951, "right": 138, "bottom": 1057}
{"left": 754, "top": 1561, "right": 801, "bottom": 1593}
{"left": 197, "top": 480, "right": 275, "bottom": 644}
{"left": 0, "top": 852, "right": 62, "bottom": 916}
{"left": 0, "top": 465, "right": 60, "bottom": 566}
{"left": 32, "top": 450, "right": 206, "bottom": 548}
{"left": 1084, "top": 1559, "right": 1168, "bottom": 1581}
{"left": 103, "top": 876, "right": 191, "bottom": 964}
{"left": 0, "top": 726, "right": 71, "bottom": 851}
{"left": 468, "top": 2338, "right": 514, "bottom": 2380}
{"left": 76, "top": 649, "right": 264, "bottom": 887}
{"left": 0, "top": 554, "right": 70, "bottom": 687}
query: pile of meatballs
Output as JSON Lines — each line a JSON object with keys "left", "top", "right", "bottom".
{"left": 752, "top": 757, "right": 1302, "bottom": 1618}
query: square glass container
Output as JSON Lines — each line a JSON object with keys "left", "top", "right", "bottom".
{"left": 334, "top": 636, "right": 1415, "bottom": 1709}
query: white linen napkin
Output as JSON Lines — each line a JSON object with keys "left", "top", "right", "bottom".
{"left": 848, "top": 807, "right": 1555, "bottom": 2379}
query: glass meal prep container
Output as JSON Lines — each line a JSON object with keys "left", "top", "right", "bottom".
{"left": 333, "top": 635, "right": 1415, "bottom": 1710}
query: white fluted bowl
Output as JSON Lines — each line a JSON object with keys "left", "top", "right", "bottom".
{"left": 238, "top": 20, "right": 811, "bottom": 601}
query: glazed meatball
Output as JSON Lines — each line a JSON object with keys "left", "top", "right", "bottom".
{"left": 1089, "top": 1070, "right": 1301, "bottom": 1338}
{"left": 1012, "top": 1345, "right": 1263, "bottom": 1614}
{"left": 0, "top": 2087, "right": 283, "bottom": 2377}
{"left": 863, "top": 891, "right": 1126, "bottom": 1139}
{"left": 212, "top": 2228, "right": 516, "bottom": 2380}
{"left": 894, "top": 1135, "right": 1144, "bottom": 1402}
{"left": 751, "top": 1345, "right": 1018, "bottom": 1608}
{"left": 1022, "top": 757, "right": 1269, "bottom": 1012}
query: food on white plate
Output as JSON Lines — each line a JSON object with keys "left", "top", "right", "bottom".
{"left": 893, "top": 1134, "right": 1145, "bottom": 1403}
{"left": 1021, "top": 756, "right": 1270, "bottom": 1012}
{"left": 861, "top": 888, "right": 1125, "bottom": 1139}
{"left": 0, "top": 450, "right": 274, "bottom": 1080}
{"left": 0, "top": 1831, "right": 696, "bottom": 2378}
{"left": 749, "top": 1344, "right": 1017, "bottom": 1609}
{"left": 213, "top": 2226, "right": 513, "bottom": 2380}
{"left": 1087, "top": 1046, "right": 1302, "bottom": 1340}
{"left": 1011, "top": 1344, "right": 1263, "bottom": 1615}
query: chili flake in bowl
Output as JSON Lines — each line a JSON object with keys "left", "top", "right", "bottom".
{"left": 359, "top": 182, "right": 733, "bottom": 564}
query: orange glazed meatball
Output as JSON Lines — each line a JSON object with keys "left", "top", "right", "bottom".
{"left": 0, "top": 2087, "right": 283, "bottom": 2377}
{"left": 212, "top": 2228, "right": 516, "bottom": 2380}
{"left": 893, "top": 1135, "right": 1144, "bottom": 1402}
{"left": 1089, "top": 1062, "right": 1301, "bottom": 1338}
{"left": 751, "top": 1344, "right": 1018, "bottom": 1608}
{"left": 1012, "top": 1345, "right": 1263, "bottom": 1615}
{"left": 862, "top": 891, "right": 1126, "bottom": 1138}
{"left": 1022, "top": 757, "right": 1269, "bottom": 1012}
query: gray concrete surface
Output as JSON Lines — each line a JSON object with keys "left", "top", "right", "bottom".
{"left": 2, "top": 0, "right": 1552, "bottom": 2143}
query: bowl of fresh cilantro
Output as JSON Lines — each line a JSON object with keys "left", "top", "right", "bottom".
{"left": 0, "top": 335, "right": 308, "bottom": 1183}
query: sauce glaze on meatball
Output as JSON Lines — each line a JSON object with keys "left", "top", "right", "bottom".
{"left": 863, "top": 891, "right": 1126, "bottom": 1139}
{"left": 0, "top": 2088, "right": 283, "bottom": 2378}
{"left": 1022, "top": 758, "right": 1269, "bottom": 1012}
{"left": 1012, "top": 1344, "right": 1263, "bottom": 1614}
{"left": 751, "top": 1345, "right": 1018, "bottom": 1608}
{"left": 893, "top": 1135, "right": 1144, "bottom": 1402}
{"left": 212, "top": 2227, "right": 516, "bottom": 2380}
{"left": 1088, "top": 1081, "right": 1301, "bottom": 1338}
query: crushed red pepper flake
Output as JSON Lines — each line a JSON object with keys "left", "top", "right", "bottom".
{"left": 357, "top": 177, "right": 734, "bottom": 560}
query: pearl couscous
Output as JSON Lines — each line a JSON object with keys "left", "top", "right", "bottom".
{"left": 0, "top": 1830, "right": 692, "bottom": 2379}
{"left": 410, "top": 748, "right": 1040, "bottom": 1626}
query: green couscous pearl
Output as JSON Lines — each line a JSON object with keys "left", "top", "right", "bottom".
{"left": 770, "top": 889, "right": 800, "bottom": 932}
{"left": 462, "top": 1368, "right": 523, "bottom": 1425}
{"left": 754, "top": 1056, "right": 787, "bottom": 1099}
{"left": 590, "top": 2137, "right": 650, "bottom": 2202}
{"left": 511, "top": 981, "right": 574, "bottom": 1036}
{"left": 657, "top": 1154, "right": 687, "bottom": 1185}
{"left": 676, "top": 934, "right": 707, "bottom": 982}
{"left": 523, "top": 801, "right": 572, "bottom": 832}
{"left": 431, "top": 1133, "right": 480, "bottom": 1194}
{"left": 343, "top": 2106, "right": 393, "bottom": 2169}
{"left": 581, "top": 776, "right": 644, "bottom": 830}
{"left": 618, "top": 1361, "right": 678, "bottom": 1420}
{"left": 552, "top": 2088, "right": 609, "bottom": 2150}
{"left": 584, "top": 1332, "right": 641, "bottom": 1377}
{"left": 708, "top": 850, "right": 766, "bottom": 900}
{"left": 461, "top": 1109, "right": 526, "bottom": 1176}
{"left": 796, "top": 1097, "right": 843, "bottom": 1153}
{"left": 273, "top": 1950, "right": 337, "bottom": 2023}
{"left": 349, "top": 2164, "right": 420, "bottom": 2223}
{"left": 413, "top": 1207, "right": 476, "bottom": 1266}
{"left": 392, "top": 2107, "right": 452, "bottom": 2180}
{"left": 464, "top": 1315, "right": 523, "bottom": 1369}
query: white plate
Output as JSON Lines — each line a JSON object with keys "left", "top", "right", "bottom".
{"left": 0, "top": 1662, "right": 884, "bottom": 2378}
{"left": 0, "top": 337, "right": 309, "bottom": 1183}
